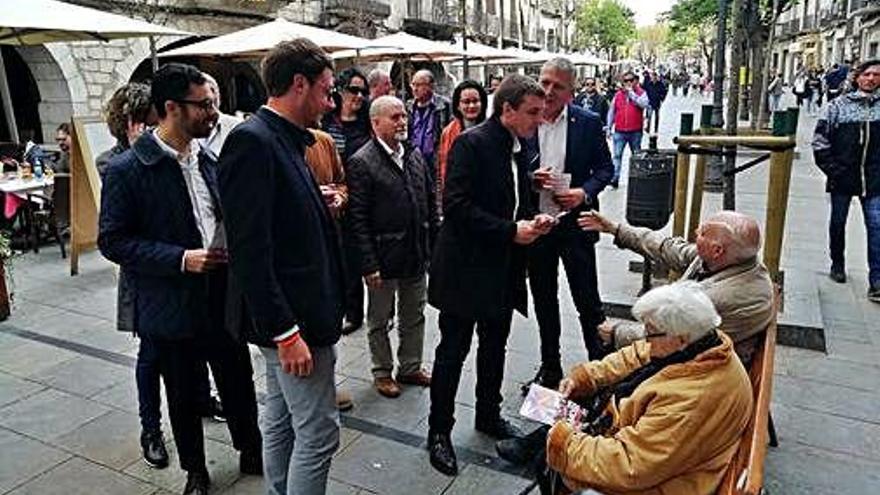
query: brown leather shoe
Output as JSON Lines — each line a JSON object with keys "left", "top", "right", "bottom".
{"left": 336, "top": 390, "right": 354, "bottom": 412}
{"left": 397, "top": 369, "right": 432, "bottom": 387}
{"left": 373, "top": 377, "right": 401, "bottom": 398}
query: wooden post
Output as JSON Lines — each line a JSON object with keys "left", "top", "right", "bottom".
{"left": 688, "top": 154, "right": 708, "bottom": 242}
{"left": 672, "top": 114, "right": 694, "bottom": 239}
{"left": 762, "top": 109, "right": 798, "bottom": 282}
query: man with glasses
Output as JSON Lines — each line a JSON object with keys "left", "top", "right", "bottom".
{"left": 406, "top": 69, "right": 451, "bottom": 180}
{"left": 99, "top": 63, "right": 262, "bottom": 495}
{"left": 607, "top": 72, "right": 649, "bottom": 188}
{"left": 574, "top": 77, "right": 610, "bottom": 128}
{"left": 218, "top": 39, "right": 345, "bottom": 495}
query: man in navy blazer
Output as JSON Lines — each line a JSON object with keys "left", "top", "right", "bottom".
{"left": 526, "top": 58, "right": 614, "bottom": 390}
{"left": 98, "top": 64, "right": 261, "bottom": 495}
{"left": 217, "top": 39, "right": 345, "bottom": 495}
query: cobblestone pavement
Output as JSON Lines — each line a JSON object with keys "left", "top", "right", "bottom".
{"left": 0, "top": 93, "right": 877, "bottom": 494}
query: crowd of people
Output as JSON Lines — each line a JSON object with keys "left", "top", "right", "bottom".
{"left": 94, "top": 35, "right": 873, "bottom": 495}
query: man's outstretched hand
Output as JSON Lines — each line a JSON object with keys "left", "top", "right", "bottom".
{"left": 578, "top": 210, "right": 618, "bottom": 234}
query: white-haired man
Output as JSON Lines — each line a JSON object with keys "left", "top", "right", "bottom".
{"left": 200, "top": 72, "right": 243, "bottom": 157}
{"left": 544, "top": 282, "right": 753, "bottom": 495}
{"left": 367, "top": 69, "right": 393, "bottom": 101}
{"left": 406, "top": 69, "right": 451, "bottom": 177}
{"left": 578, "top": 209, "right": 774, "bottom": 365}
{"left": 347, "top": 96, "right": 439, "bottom": 398}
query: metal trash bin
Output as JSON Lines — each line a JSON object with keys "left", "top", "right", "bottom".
{"left": 626, "top": 137, "right": 676, "bottom": 230}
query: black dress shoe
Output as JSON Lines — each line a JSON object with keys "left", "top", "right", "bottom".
{"left": 199, "top": 396, "right": 226, "bottom": 422}
{"left": 140, "top": 430, "right": 169, "bottom": 469}
{"left": 520, "top": 367, "right": 563, "bottom": 396}
{"left": 475, "top": 417, "right": 523, "bottom": 439}
{"left": 342, "top": 319, "right": 363, "bottom": 335}
{"left": 240, "top": 449, "right": 263, "bottom": 475}
{"left": 427, "top": 431, "right": 458, "bottom": 476}
{"left": 495, "top": 425, "right": 550, "bottom": 465}
{"left": 829, "top": 266, "right": 847, "bottom": 283}
{"left": 182, "top": 470, "right": 210, "bottom": 495}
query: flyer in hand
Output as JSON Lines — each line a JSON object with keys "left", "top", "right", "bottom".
{"left": 519, "top": 384, "right": 588, "bottom": 429}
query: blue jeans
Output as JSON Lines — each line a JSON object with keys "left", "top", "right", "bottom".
{"left": 829, "top": 194, "right": 880, "bottom": 288}
{"left": 612, "top": 131, "right": 643, "bottom": 182}
{"left": 261, "top": 345, "right": 339, "bottom": 495}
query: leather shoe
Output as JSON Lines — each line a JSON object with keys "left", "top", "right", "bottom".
{"left": 475, "top": 417, "right": 523, "bottom": 439}
{"left": 397, "top": 369, "right": 432, "bottom": 387}
{"left": 829, "top": 266, "right": 847, "bottom": 283}
{"left": 140, "top": 430, "right": 169, "bottom": 469}
{"left": 182, "top": 470, "right": 210, "bottom": 495}
{"left": 239, "top": 449, "right": 263, "bottom": 475}
{"left": 199, "top": 395, "right": 225, "bottom": 422}
{"left": 373, "top": 377, "right": 401, "bottom": 398}
{"left": 495, "top": 425, "right": 550, "bottom": 465}
{"left": 342, "top": 319, "right": 362, "bottom": 335}
{"left": 427, "top": 431, "right": 458, "bottom": 476}
{"left": 336, "top": 389, "right": 355, "bottom": 411}
{"left": 520, "top": 366, "right": 563, "bottom": 396}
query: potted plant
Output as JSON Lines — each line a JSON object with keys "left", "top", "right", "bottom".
{"left": 0, "top": 231, "right": 13, "bottom": 320}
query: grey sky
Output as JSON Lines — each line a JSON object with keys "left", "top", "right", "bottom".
{"left": 621, "top": 0, "right": 674, "bottom": 27}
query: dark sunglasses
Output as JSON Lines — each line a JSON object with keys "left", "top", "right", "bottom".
{"left": 623, "top": 78, "right": 635, "bottom": 83}
{"left": 345, "top": 85, "right": 368, "bottom": 96}
{"left": 174, "top": 98, "right": 216, "bottom": 111}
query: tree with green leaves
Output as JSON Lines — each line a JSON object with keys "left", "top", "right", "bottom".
{"left": 632, "top": 23, "right": 669, "bottom": 67}
{"left": 663, "top": 0, "right": 717, "bottom": 75}
{"left": 573, "top": 0, "right": 637, "bottom": 62}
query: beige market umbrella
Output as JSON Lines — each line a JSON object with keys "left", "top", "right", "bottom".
{"left": 332, "top": 32, "right": 465, "bottom": 62}
{"left": 0, "top": 0, "right": 189, "bottom": 142}
{"left": 160, "top": 18, "right": 372, "bottom": 59}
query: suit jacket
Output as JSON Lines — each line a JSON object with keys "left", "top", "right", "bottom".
{"left": 347, "top": 138, "right": 438, "bottom": 280}
{"left": 528, "top": 104, "right": 614, "bottom": 242}
{"left": 218, "top": 107, "right": 345, "bottom": 348}
{"left": 98, "top": 132, "right": 224, "bottom": 341}
{"left": 428, "top": 116, "right": 536, "bottom": 319}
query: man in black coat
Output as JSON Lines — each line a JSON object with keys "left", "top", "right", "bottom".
{"left": 217, "top": 39, "right": 346, "bottom": 495}
{"left": 426, "top": 74, "right": 556, "bottom": 476}
{"left": 347, "top": 95, "right": 439, "bottom": 398}
{"left": 527, "top": 58, "right": 614, "bottom": 391}
{"left": 642, "top": 70, "right": 668, "bottom": 133}
{"left": 98, "top": 63, "right": 261, "bottom": 495}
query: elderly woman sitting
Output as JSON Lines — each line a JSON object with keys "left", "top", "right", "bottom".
{"left": 545, "top": 282, "right": 753, "bottom": 495}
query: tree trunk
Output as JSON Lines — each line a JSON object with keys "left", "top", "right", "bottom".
{"left": 749, "top": 37, "right": 767, "bottom": 128}
{"left": 757, "top": 0, "right": 781, "bottom": 129}
{"left": 724, "top": 0, "right": 747, "bottom": 210}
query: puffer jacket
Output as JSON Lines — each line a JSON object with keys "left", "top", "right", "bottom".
{"left": 546, "top": 332, "right": 753, "bottom": 495}
{"left": 812, "top": 91, "right": 880, "bottom": 196}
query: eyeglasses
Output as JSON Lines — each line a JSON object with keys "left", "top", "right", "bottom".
{"left": 174, "top": 99, "right": 216, "bottom": 111}
{"left": 623, "top": 78, "right": 635, "bottom": 83}
{"left": 584, "top": 82, "right": 595, "bottom": 86}
{"left": 345, "top": 85, "right": 368, "bottom": 96}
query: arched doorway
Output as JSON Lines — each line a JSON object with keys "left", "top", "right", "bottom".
{"left": 0, "top": 46, "right": 42, "bottom": 143}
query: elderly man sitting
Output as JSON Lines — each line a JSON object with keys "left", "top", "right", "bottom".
{"left": 577, "top": 209, "right": 774, "bottom": 365}
{"left": 544, "top": 282, "right": 753, "bottom": 495}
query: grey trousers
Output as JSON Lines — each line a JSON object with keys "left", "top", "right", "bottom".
{"left": 260, "top": 345, "right": 339, "bottom": 495}
{"left": 366, "top": 274, "right": 427, "bottom": 379}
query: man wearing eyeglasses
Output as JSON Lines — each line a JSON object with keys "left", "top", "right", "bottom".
{"left": 607, "top": 71, "right": 649, "bottom": 188}
{"left": 406, "top": 69, "right": 451, "bottom": 181}
{"left": 98, "top": 63, "right": 262, "bottom": 495}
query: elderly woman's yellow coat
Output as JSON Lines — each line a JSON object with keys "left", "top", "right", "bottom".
{"left": 547, "top": 332, "right": 753, "bottom": 495}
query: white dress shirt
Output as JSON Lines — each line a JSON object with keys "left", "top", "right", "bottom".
{"left": 377, "top": 137, "right": 405, "bottom": 170}
{"left": 538, "top": 105, "right": 568, "bottom": 174}
{"left": 153, "top": 132, "right": 224, "bottom": 266}
{"left": 510, "top": 134, "right": 521, "bottom": 220}
{"left": 201, "top": 112, "right": 243, "bottom": 157}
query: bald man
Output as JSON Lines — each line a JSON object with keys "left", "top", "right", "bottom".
{"left": 578, "top": 210, "right": 774, "bottom": 365}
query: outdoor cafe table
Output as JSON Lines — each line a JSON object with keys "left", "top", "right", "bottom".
{"left": 0, "top": 175, "right": 54, "bottom": 219}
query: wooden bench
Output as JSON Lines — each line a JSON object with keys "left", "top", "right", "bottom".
{"left": 716, "top": 307, "right": 778, "bottom": 495}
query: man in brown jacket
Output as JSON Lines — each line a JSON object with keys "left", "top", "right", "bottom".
{"left": 578, "top": 210, "right": 774, "bottom": 365}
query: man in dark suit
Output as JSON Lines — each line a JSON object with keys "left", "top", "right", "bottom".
{"left": 426, "top": 74, "right": 556, "bottom": 476}
{"left": 98, "top": 63, "right": 261, "bottom": 495}
{"left": 527, "top": 58, "right": 614, "bottom": 391}
{"left": 347, "top": 95, "right": 439, "bottom": 398}
{"left": 217, "top": 39, "right": 345, "bottom": 495}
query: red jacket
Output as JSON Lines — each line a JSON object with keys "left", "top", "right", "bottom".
{"left": 612, "top": 86, "right": 646, "bottom": 132}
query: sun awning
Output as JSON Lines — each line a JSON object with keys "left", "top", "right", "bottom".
{"left": 332, "top": 32, "right": 466, "bottom": 62}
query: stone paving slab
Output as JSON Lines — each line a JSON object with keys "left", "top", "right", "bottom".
{"left": 7, "top": 457, "right": 155, "bottom": 495}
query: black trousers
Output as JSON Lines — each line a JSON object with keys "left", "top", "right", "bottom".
{"left": 144, "top": 333, "right": 261, "bottom": 473}
{"left": 428, "top": 310, "right": 513, "bottom": 435}
{"left": 528, "top": 231, "right": 607, "bottom": 369}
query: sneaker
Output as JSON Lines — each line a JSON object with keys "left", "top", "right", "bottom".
{"left": 868, "top": 286, "right": 880, "bottom": 303}
{"left": 829, "top": 266, "right": 847, "bottom": 284}
{"left": 140, "top": 430, "right": 169, "bottom": 469}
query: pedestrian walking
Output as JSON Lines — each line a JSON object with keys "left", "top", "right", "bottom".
{"left": 218, "top": 39, "right": 346, "bottom": 495}
{"left": 607, "top": 71, "right": 649, "bottom": 188}
{"left": 642, "top": 70, "right": 668, "bottom": 133}
{"left": 768, "top": 72, "right": 784, "bottom": 112}
{"left": 812, "top": 59, "right": 880, "bottom": 303}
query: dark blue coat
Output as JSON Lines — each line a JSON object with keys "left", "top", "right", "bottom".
{"left": 218, "top": 108, "right": 345, "bottom": 348}
{"left": 527, "top": 104, "right": 614, "bottom": 242}
{"left": 98, "top": 132, "right": 224, "bottom": 341}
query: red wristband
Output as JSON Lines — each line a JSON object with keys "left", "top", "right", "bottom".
{"left": 277, "top": 332, "right": 301, "bottom": 348}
